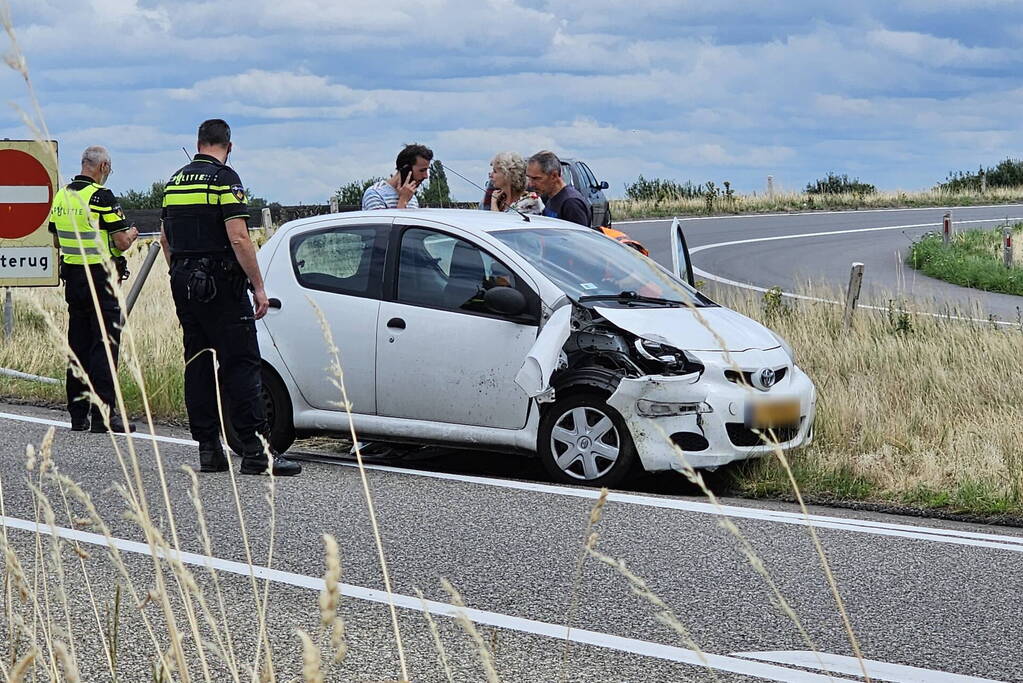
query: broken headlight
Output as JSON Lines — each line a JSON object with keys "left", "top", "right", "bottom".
{"left": 636, "top": 400, "right": 713, "bottom": 417}
{"left": 634, "top": 339, "right": 704, "bottom": 374}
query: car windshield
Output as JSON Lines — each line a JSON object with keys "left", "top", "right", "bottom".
{"left": 492, "top": 227, "right": 705, "bottom": 306}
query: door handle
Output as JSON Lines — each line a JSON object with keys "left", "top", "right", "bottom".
{"left": 386, "top": 317, "right": 406, "bottom": 330}
{"left": 268, "top": 297, "right": 282, "bottom": 310}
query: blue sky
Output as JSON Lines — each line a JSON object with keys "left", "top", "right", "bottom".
{"left": 2, "top": 0, "right": 1022, "bottom": 203}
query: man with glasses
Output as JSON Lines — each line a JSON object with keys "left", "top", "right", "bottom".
{"left": 49, "top": 146, "right": 139, "bottom": 433}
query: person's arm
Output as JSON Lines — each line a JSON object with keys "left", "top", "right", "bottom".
{"left": 215, "top": 170, "right": 268, "bottom": 318}
{"left": 93, "top": 189, "right": 138, "bottom": 253}
{"left": 225, "top": 218, "right": 268, "bottom": 319}
{"left": 159, "top": 223, "right": 171, "bottom": 266}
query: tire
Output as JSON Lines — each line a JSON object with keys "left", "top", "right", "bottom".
{"left": 538, "top": 391, "right": 637, "bottom": 488}
{"left": 605, "top": 205, "right": 613, "bottom": 228}
{"left": 225, "top": 366, "right": 296, "bottom": 456}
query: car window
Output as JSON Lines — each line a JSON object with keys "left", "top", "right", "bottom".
{"left": 579, "top": 162, "right": 599, "bottom": 189}
{"left": 291, "top": 224, "right": 385, "bottom": 298}
{"left": 560, "top": 163, "right": 575, "bottom": 188}
{"left": 397, "top": 227, "right": 524, "bottom": 315}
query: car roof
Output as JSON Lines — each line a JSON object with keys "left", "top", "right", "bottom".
{"left": 280, "top": 208, "right": 591, "bottom": 234}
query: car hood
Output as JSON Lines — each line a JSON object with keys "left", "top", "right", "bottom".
{"left": 593, "top": 305, "right": 780, "bottom": 352}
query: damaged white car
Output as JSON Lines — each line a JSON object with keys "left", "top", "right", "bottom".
{"left": 235, "top": 209, "right": 816, "bottom": 487}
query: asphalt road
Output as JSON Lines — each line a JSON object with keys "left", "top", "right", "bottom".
{"left": 1, "top": 403, "right": 1020, "bottom": 682}
{"left": 618, "top": 204, "right": 1023, "bottom": 322}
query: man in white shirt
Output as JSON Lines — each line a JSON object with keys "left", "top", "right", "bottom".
{"left": 362, "top": 143, "right": 433, "bottom": 209}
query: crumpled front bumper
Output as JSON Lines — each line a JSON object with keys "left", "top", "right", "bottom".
{"left": 607, "top": 365, "right": 817, "bottom": 473}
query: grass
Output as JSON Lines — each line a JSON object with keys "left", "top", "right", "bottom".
{"left": 717, "top": 284, "right": 1023, "bottom": 516}
{"left": 906, "top": 223, "right": 1023, "bottom": 296}
{"left": 610, "top": 185, "right": 1023, "bottom": 219}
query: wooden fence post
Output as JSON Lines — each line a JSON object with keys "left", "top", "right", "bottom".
{"left": 843, "top": 263, "right": 864, "bottom": 332}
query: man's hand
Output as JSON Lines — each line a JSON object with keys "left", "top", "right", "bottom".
{"left": 252, "top": 287, "right": 269, "bottom": 320}
{"left": 397, "top": 176, "right": 419, "bottom": 208}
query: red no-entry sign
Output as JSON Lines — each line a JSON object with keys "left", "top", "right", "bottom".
{"left": 0, "top": 148, "right": 55, "bottom": 240}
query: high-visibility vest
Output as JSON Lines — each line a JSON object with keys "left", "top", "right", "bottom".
{"left": 49, "top": 183, "right": 118, "bottom": 266}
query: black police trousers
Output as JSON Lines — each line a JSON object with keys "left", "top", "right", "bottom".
{"left": 63, "top": 264, "right": 121, "bottom": 423}
{"left": 170, "top": 261, "right": 266, "bottom": 452}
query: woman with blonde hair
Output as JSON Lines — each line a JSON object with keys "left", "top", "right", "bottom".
{"left": 487, "top": 151, "right": 544, "bottom": 214}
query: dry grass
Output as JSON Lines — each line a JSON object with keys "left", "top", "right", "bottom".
{"left": 611, "top": 185, "right": 1023, "bottom": 220}
{"left": 717, "top": 285, "right": 1023, "bottom": 513}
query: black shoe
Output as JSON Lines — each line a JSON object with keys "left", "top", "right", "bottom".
{"left": 240, "top": 451, "right": 302, "bottom": 476}
{"left": 198, "top": 440, "right": 228, "bottom": 473}
{"left": 90, "top": 417, "right": 137, "bottom": 434}
{"left": 70, "top": 418, "right": 90, "bottom": 432}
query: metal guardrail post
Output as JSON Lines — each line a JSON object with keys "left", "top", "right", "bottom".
{"left": 125, "top": 241, "right": 162, "bottom": 318}
{"left": 3, "top": 289, "right": 12, "bottom": 339}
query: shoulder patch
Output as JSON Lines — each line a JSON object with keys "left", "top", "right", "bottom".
{"left": 230, "top": 185, "right": 246, "bottom": 202}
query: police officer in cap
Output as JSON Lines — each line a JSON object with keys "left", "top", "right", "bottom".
{"left": 49, "top": 145, "right": 139, "bottom": 433}
{"left": 160, "top": 119, "right": 300, "bottom": 476}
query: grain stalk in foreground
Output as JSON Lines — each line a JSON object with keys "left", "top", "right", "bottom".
{"left": 309, "top": 299, "right": 409, "bottom": 682}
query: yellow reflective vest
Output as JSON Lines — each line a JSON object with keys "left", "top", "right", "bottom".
{"left": 49, "top": 180, "right": 125, "bottom": 266}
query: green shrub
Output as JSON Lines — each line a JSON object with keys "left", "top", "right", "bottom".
{"left": 907, "top": 224, "right": 1023, "bottom": 296}
{"left": 624, "top": 175, "right": 710, "bottom": 202}
{"left": 940, "top": 158, "right": 1023, "bottom": 192}
{"left": 805, "top": 172, "right": 876, "bottom": 195}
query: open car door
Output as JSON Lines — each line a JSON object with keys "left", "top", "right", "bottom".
{"left": 670, "top": 217, "right": 695, "bottom": 286}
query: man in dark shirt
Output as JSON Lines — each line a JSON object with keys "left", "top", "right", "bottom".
{"left": 526, "top": 151, "right": 592, "bottom": 227}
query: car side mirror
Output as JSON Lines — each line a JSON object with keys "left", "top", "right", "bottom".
{"left": 484, "top": 286, "right": 527, "bottom": 317}
{"left": 599, "top": 181, "right": 609, "bottom": 190}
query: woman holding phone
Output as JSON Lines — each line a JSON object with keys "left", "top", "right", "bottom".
{"left": 487, "top": 151, "right": 544, "bottom": 215}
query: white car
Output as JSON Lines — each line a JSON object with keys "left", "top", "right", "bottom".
{"left": 229, "top": 209, "right": 816, "bottom": 487}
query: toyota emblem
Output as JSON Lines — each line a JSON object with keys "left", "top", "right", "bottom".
{"left": 753, "top": 367, "right": 776, "bottom": 391}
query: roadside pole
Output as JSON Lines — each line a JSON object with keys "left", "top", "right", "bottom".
{"left": 843, "top": 263, "right": 864, "bottom": 332}
{"left": 3, "top": 289, "right": 12, "bottom": 339}
{"left": 942, "top": 211, "right": 952, "bottom": 245}
{"left": 329, "top": 196, "right": 339, "bottom": 213}
{"left": 261, "top": 207, "right": 273, "bottom": 236}
{"left": 124, "top": 241, "right": 162, "bottom": 318}
{"left": 767, "top": 175, "right": 775, "bottom": 199}
{"left": 1003, "top": 228, "right": 1014, "bottom": 269}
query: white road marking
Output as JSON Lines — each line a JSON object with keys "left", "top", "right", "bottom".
{"left": 3, "top": 410, "right": 1023, "bottom": 553}
{"left": 0, "top": 185, "right": 49, "bottom": 203}
{"left": 614, "top": 203, "right": 1023, "bottom": 225}
{"left": 734, "top": 651, "right": 1003, "bottom": 683}
{"left": 0, "top": 515, "right": 857, "bottom": 682}
{"left": 687, "top": 218, "right": 1023, "bottom": 327}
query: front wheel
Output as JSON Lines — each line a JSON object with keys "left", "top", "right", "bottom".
{"left": 225, "top": 366, "right": 296, "bottom": 456}
{"left": 538, "top": 391, "right": 636, "bottom": 488}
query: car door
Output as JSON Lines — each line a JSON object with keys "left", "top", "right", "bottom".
{"left": 670, "top": 217, "right": 696, "bottom": 286}
{"left": 375, "top": 224, "right": 541, "bottom": 429}
{"left": 261, "top": 219, "right": 388, "bottom": 415}
{"left": 579, "top": 162, "right": 609, "bottom": 227}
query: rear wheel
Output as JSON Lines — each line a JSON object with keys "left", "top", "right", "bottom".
{"left": 225, "top": 366, "right": 296, "bottom": 456}
{"left": 538, "top": 391, "right": 636, "bottom": 488}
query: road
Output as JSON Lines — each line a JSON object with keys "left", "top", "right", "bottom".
{"left": 0, "top": 403, "right": 1020, "bottom": 682}
{"left": 618, "top": 204, "right": 1023, "bottom": 322}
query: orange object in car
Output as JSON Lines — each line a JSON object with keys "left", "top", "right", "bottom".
{"left": 599, "top": 226, "right": 650, "bottom": 256}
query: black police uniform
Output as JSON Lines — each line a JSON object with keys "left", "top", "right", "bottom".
{"left": 48, "top": 175, "right": 131, "bottom": 431}
{"left": 161, "top": 155, "right": 266, "bottom": 455}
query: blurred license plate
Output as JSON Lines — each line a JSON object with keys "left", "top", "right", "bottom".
{"left": 747, "top": 399, "right": 801, "bottom": 429}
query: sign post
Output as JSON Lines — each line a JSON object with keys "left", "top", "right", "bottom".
{"left": 0, "top": 140, "right": 59, "bottom": 288}
{"left": 942, "top": 211, "right": 952, "bottom": 246}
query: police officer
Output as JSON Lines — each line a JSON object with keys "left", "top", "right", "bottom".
{"left": 49, "top": 146, "right": 139, "bottom": 433}
{"left": 159, "top": 119, "right": 300, "bottom": 476}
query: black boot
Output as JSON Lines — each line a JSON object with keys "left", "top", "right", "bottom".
{"left": 198, "top": 440, "right": 228, "bottom": 473}
{"left": 90, "top": 415, "right": 137, "bottom": 434}
{"left": 70, "top": 416, "right": 90, "bottom": 431}
{"left": 240, "top": 449, "right": 302, "bottom": 476}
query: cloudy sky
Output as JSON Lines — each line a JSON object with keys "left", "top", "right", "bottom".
{"left": 2, "top": 0, "right": 1021, "bottom": 203}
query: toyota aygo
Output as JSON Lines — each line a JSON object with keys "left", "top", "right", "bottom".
{"left": 232, "top": 209, "right": 816, "bottom": 487}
